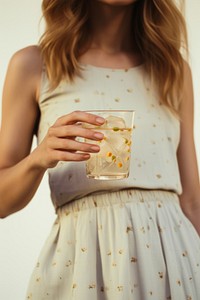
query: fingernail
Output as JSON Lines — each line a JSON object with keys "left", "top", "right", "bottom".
{"left": 94, "top": 132, "right": 104, "bottom": 139}
{"left": 91, "top": 145, "right": 100, "bottom": 152}
{"left": 96, "top": 117, "right": 105, "bottom": 124}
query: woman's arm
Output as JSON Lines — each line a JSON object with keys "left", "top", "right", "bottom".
{"left": 0, "top": 46, "right": 104, "bottom": 218}
{"left": 0, "top": 46, "right": 47, "bottom": 218}
{"left": 177, "top": 62, "right": 200, "bottom": 236}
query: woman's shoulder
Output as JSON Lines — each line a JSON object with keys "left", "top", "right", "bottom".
{"left": 9, "top": 45, "right": 43, "bottom": 75}
{"left": 7, "top": 45, "right": 43, "bottom": 102}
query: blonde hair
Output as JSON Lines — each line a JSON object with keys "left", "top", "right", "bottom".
{"left": 40, "top": 0, "right": 188, "bottom": 115}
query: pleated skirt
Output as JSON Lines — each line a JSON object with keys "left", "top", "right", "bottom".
{"left": 26, "top": 189, "right": 200, "bottom": 300}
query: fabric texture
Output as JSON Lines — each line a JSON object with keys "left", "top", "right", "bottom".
{"left": 26, "top": 65, "right": 200, "bottom": 299}
{"left": 26, "top": 190, "right": 200, "bottom": 300}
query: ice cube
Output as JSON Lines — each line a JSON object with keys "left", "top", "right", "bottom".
{"left": 108, "top": 134, "right": 125, "bottom": 151}
{"left": 103, "top": 115, "right": 126, "bottom": 129}
{"left": 98, "top": 139, "right": 114, "bottom": 156}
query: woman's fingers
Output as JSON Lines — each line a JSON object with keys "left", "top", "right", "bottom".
{"left": 48, "top": 137, "right": 100, "bottom": 153}
{"left": 53, "top": 111, "right": 105, "bottom": 127}
{"left": 53, "top": 150, "right": 91, "bottom": 162}
{"left": 37, "top": 111, "right": 105, "bottom": 168}
{"left": 48, "top": 124, "right": 104, "bottom": 140}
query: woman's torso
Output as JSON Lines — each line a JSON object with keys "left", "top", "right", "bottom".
{"left": 37, "top": 64, "right": 182, "bottom": 209}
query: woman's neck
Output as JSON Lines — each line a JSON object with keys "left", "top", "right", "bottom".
{"left": 88, "top": 2, "right": 135, "bottom": 54}
{"left": 79, "top": 2, "right": 142, "bottom": 69}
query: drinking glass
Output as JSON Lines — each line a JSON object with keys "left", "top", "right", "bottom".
{"left": 84, "top": 110, "right": 135, "bottom": 180}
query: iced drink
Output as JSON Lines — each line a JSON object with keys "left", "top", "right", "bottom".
{"left": 85, "top": 110, "right": 135, "bottom": 180}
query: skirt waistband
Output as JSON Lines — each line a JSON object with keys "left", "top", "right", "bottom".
{"left": 56, "top": 189, "right": 179, "bottom": 216}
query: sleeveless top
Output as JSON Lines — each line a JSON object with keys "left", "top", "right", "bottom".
{"left": 37, "top": 64, "right": 182, "bottom": 209}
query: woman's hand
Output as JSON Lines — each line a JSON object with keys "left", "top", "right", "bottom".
{"left": 180, "top": 196, "right": 200, "bottom": 237}
{"left": 33, "top": 111, "right": 105, "bottom": 169}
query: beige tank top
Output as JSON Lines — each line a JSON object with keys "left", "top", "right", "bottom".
{"left": 37, "top": 64, "right": 182, "bottom": 208}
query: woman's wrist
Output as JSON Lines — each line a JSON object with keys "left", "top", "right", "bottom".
{"left": 27, "top": 148, "right": 48, "bottom": 173}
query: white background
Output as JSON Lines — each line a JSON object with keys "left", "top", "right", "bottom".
{"left": 0, "top": 1, "right": 199, "bottom": 299}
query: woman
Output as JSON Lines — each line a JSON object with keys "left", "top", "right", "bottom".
{"left": 0, "top": 0, "right": 199, "bottom": 299}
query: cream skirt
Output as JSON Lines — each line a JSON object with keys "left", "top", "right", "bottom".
{"left": 26, "top": 190, "right": 200, "bottom": 300}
